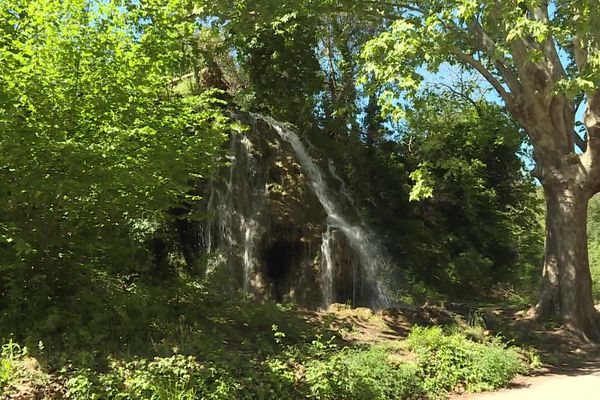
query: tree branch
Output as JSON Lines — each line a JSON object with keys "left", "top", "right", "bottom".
{"left": 487, "top": 2, "right": 534, "bottom": 83}
{"left": 583, "top": 93, "right": 600, "bottom": 187}
{"left": 573, "top": 129, "right": 587, "bottom": 152}
{"left": 530, "top": 2, "right": 567, "bottom": 81}
{"left": 469, "top": 19, "right": 522, "bottom": 96}
{"left": 433, "top": 81, "right": 482, "bottom": 115}
{"left": 585, "top": 93, "right": 600, "bottom": 144}
{"left": 449, "top": 46, "right": 513, "bottom": 106}
{"left": 572, "top": 36, "right": 588, "bottom": 71}
{"left": 350, "top": 0, "right": 423, "bottom": 15}
{"left": 169, "top": 72, "right": 194, "bottom": 86}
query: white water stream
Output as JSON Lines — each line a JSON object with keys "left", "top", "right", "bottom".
{"left": 328, "top": 160, "right": 359, "bottom": 215}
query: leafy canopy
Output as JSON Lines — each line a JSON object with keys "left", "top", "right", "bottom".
{"left": 0, "top": 0, "right": 230, "bottom": 289}
{"left": 360, "top": 0, "right": 600, "bottom": 153}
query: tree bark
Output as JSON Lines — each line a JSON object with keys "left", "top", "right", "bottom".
{"left": 533, "top": 183, "right": 600, "bottom": 341}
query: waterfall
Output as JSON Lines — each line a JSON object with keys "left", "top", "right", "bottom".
{"left": 256, "top": 114, "right": 390, "bottom": 308}
{"left": 201, "top": 112, "right": 392, "bottom": 308}
{"left": 241, "top": 216, "right": 260, "bottom": 291}
{"left": 238, "top": 133, "right": 263, "bottom": 292}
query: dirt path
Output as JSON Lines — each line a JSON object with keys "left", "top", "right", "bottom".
{"left": 455, "top": 357, "right": 600, "bottom": 400}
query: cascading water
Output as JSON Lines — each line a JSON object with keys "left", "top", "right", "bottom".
{"left": 203, "top": 124, "right": 266, "bottom": 293}
{"left": 238, "top": 134, "right": 263, "bottom": 291}
{"left": 241, "top": 216, "right": 260, "bottom": 291}
{"left": 255, "top": 114, "right": 390, "bottom": 308}
{"left": 328, "top": 161, "right": 358, "bottom": 214}
{"left": 320, "top": 226, "right": 334, "bottom": 306}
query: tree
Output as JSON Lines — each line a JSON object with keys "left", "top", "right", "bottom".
{"left": 360, "top": 0, "right": 600, "bottom": 339}
{"left": 403, "top": 88, "right": 542, "bottom": 294}
{"left": 0, "top": 0, "right": 229, "bottom": 326}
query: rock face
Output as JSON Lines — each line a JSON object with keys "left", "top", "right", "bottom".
{"left": 199, "top": 113, "right": 389, "bottom": 308}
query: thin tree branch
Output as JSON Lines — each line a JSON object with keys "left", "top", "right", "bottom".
{"left": 573, "top": 129, "right": 587, "bottom": 152}
{"left": 487, "top": 2, "right": 533, "bottom": 83}
{"left": 433, "top": 81, "right": 482, "bottom": 115}
{"left": 429, "top": 10, "right": 516, "bottom": 106}
{"left": 352, "top": 0, "right": 424, "bottom": 14}
{"left": 169, "top": 72, "right": 194, "bottom": 86}
{"left": 572, "top": 36, "right": 588, "bottom": 71}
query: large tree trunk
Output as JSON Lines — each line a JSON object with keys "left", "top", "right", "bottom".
{"left": 533, "top": 182, "right": 600, "bottom": 341}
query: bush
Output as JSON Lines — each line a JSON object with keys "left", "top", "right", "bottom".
{"left": 65, "top": 355, "right": 239, "bottom": 400}
{"left": 407, "top": 326, "right": 525, "bottom": 395}
{"left": 62, "top": 334, "right": 428, "bottom": 400}
{"left": 6, "top": 322, "right": 529, "bottom": 400}
{"left": 0, "top": 356, "right": 11, "bottom": 387}
{"left": 303, "top": 345, "right": 424, "bottom": 400}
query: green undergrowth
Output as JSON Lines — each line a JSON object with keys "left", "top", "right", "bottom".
{"left": 1, "top": 330, "right": 526, "bottom": 400}
{"left": 0, "top": 275, "right": 531, "bottom": 400}
{"left": 0, "top": 326, "right": 528, "bottom": 400}
{"left": 0, "top": 340, "right": 52, "bottom": 392}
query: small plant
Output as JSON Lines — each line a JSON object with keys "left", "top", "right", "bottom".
{"left": 272, "top": 324, "right": 286, "bottom": 345}
{"left": 1, "top": 339, "right": 27, "bottom": 360}
{"left": 0, "top": 339, "right": 27, "bottom": 388}
{"left": 467, "top": 308, "right": 486, "bottom": 329}
{"left": 65, "top": 373, "right": 96, "bottom": 400}
{"left": 0, "top": 357, "right": 11, "bottom": 387}
{"left": 65, "top": 355, "right": 241, "bottom": 400}
{"left": 523, "top": 347, "right": 543, "bottom": 369}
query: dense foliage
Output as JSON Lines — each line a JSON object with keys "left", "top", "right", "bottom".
{"left": 315, "top": 88, "right": 543, "bottom": 299}
{"left": 208, "top": 0, "right": 544, "bottom": 296}
{"left": 400, "top": 91, "right": 542, "bottom": 294}
{"left": 359, "top": 0, "right": 600, "bottom": 338}
{"left": 0, "top": 0, "right": 229, "bottom": 341}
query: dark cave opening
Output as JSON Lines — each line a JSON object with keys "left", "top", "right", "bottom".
{"left": 265, "top": 240, "right": 300, "bottom": 302}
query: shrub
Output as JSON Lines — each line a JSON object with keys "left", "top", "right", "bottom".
{"left": 0, "top": 357, "right": 10, "bottom": 387}
{"left": 0, "top": 341, "right": 21, "bottom": 387}
{"left": 0, "top": 340, "right": 25, "bottom": 387}
{"left": 302, "top": 344, "right": 424, "bottom": 400}
{"left": 407, "top": 326, "right": 525, "bottom": 395}
{"left": 0, "top": 340, "right": 51, "bottom": 395}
